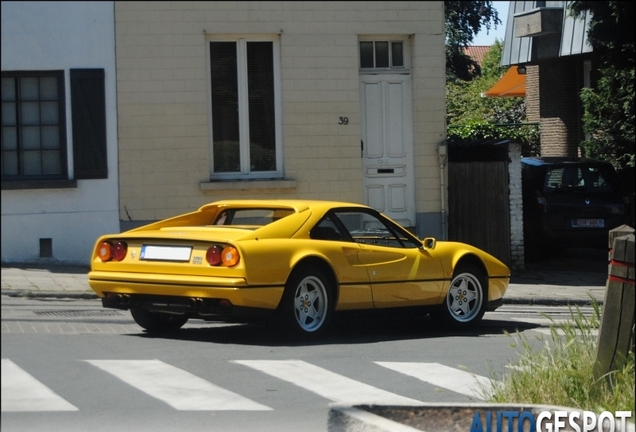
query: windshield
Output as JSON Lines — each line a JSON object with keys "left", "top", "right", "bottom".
{"left": 543, "top": 165, "right": 618, "bottom": 193}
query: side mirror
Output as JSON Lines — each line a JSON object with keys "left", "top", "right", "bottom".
{"left": 423, "top": 237, "right": 436, "bottom": 250}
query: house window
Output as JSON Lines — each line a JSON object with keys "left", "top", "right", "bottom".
{"left": 359, "top": 41, "right": 405, "bottom": 70}
{"left": 209, "top": 37, "right": 282, "bottom": 179}
{"left": 1, "top": 69, "right": 107, "bottom": 187}
{"left": 1, "top": 71, "right": 67, "bottom": 179}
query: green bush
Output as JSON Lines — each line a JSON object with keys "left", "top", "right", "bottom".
{"left": 447, "top": 121, "right": 540, "bottom": 157}
{"left": 485, "top": 304, "right": 635, "bottom": 413}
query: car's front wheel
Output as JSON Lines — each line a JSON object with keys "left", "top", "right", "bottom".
{"left": 276, "top": 265, "right": 334, "bottom": 338}
{"left": 436, "top": 263, "right": 487, "bottom": 328}
{"left": 130, "top": 307, "right": 189, "bottom": 332}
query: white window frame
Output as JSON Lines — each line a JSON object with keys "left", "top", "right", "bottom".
{"left": 205, "top": 34, "right": 283, "bottom": 180}
{"left": 358, "top": 35, "right": 411, "bottom": 74}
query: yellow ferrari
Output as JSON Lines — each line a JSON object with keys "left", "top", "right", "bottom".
{"left": 89, "top": 200, "right": 510, "bottom": 337}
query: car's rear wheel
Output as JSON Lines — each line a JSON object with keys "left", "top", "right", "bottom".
{"left": 436, "top": 263, "right": 487, "bottom": 328}
{"left": 276, "top": 265, "right": 334, "bottom": 338}
{"left": 130, "top": 307, "right": 189, "bottom": 332}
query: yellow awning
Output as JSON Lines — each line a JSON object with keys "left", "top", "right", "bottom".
{"left": 484, "top": 67, "right": 526, "bottom": 97}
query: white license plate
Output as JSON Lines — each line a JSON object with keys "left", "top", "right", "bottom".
{"left": 571, "top": 219, "right": 604, "bottom": 228}
{"left": 140, "top": 245, "right": 192, "bottom": 262}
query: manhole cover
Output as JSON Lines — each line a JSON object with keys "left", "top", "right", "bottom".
{"left": 34, "top": 310, "right": 125, "bottom": 317}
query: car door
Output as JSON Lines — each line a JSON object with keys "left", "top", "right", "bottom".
{"left": 332, "top": 209, "right": 445, "bottom": 308}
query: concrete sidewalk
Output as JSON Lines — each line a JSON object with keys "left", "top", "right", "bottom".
{"left": 1, "top": 261, "right": 608, "bottom": 305}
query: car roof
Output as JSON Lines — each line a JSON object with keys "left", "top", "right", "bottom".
{"left": 521, "top": 157, "right": 613, "bottom": 167}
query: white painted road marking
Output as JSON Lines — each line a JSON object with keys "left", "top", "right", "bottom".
{"left": 1, "top": 359, "right": 78, "bottom": 412}
{"left": 375, "top": 362, "right": 494, "bottom": 399}
{"left": 85, "top": 359, "right": 271, "bottom": 411}
{"left": 3, "top": 358, "right": 499, "bottom": 412}
{"left": 234, "top": 359, "right": 424, "bottom": 405}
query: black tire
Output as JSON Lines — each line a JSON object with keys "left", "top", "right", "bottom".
{"left": 436, "top": 263, "right": 487, "bottom": 328}
{"left": 130, "top": 307, "right": 188, "bottom": 332}
{"left": 275, "top": 264, "right": 334, "bottom": 338}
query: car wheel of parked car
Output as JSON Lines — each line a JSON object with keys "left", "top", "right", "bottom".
{"left": 130, "top": 307, "right": 189, "bottom": 332}
{"left": 437, "top": 264, "right": 487, "bottom": 328}
{"left": 277, "top": 265, "right": 333, "bottom": 337}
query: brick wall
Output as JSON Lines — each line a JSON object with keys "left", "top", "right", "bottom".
{"left": 538, "top": 62, "right": 582, "bottom": 157}
{"left": 525, "top": 65, "right": 540, "bottom": 124}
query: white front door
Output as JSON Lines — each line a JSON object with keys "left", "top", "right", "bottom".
{"left": 359, "top": 74, "right": 415, "bottom": 227}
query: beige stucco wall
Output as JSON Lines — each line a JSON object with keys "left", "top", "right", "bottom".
{"left": 114, "top": 1, "right": 445, "bottom": 234}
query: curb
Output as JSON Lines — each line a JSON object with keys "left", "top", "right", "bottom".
{"left": 2, "top": 290, "right": 98, "bottom": 300}
{"left": 327, "top": 403, "right": 635, "bottom": 432}
{"left": 502, "top": 297, "right": 603, "bottom": 306}
{"left": 1, "top": 291, "right": 602, "bottom": 306}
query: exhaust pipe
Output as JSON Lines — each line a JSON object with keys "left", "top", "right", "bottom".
{"left": 103, "top": 293, "right": 131, "bottom": 309}
{"left": 190, "top": 298, "right": 204, "bottom": 310}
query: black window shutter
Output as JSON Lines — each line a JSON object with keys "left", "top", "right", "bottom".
{"left": 71, "top": 68, "right": 107, "bottom": 179}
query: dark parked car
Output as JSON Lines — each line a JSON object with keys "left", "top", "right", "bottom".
{"left": 521, "top": 157, "right": 629, "bottom": 256}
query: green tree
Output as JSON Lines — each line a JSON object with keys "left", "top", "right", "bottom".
{"left": 480, "top": 39, "right": 506, "bottom": 79}
{"left": 446, "top": 40, "right": 539, "bottom": 155}
{"left": 445, "top": 1, "right": 500, "bottom": 81}
{"left": 569, "top": 1, "right": 635, "bottom": 169}
{"left": 446, "top": 41, "right": 522, "bottom": 125}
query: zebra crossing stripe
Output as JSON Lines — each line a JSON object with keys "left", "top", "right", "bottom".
{"left": 1, "top": 359, "right": 78, "bottom": 412}
{"left": 233, "top": 359, "right": 423, "bottom": 405}
{"left": 85, "top": 360, "right": 271, "bottom": 411}
{"left": 3, "top": 358, "right": 497, "bottom": 412}
{"left": 375, "top": 362, "right": 494, "bottom": 399}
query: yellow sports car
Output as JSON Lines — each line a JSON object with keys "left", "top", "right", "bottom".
{"left": 89, "top": 200, "right": 510, "bottom": 337}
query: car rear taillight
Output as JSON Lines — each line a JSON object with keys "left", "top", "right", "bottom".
{"left": 206, "top": 245, "right": 223, "bottom": 266}
{"left": 98, "top": 241, "right": 112, "bottom": 261}
{"left": 205, "top": 245, "right": 240, "bottom": 267}
{"left": 222, "top": 246, "right": 240, "bottom": 267}
{"left": 112, "top": 241, "right": 128, "bottom": 261}
{"left": 97, "top": 241, "right": 127, "bottom": 262}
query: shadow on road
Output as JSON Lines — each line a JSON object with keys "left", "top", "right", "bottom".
{"left": 523, "top": 246, "right": 607, "bottom": 271}
{"left": 125, "top": 313, "right": 540, "bottom": 347}
{"left": 511, "top": 246, "right": 607, "bottom": 285}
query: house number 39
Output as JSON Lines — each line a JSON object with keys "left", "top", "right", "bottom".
{"left": 338, "top": 117, "right": 349, "bottom": 125}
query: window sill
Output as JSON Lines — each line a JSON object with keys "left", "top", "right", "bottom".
{"left": 199, "top": 178, "right": 297, "bottom": 191}
{"left": 1, "top": 179, "right": 78, "bottom": 190}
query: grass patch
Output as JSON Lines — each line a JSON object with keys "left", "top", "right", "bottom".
{"left": 485, "top": 303, "right": 635, "bottom": 413}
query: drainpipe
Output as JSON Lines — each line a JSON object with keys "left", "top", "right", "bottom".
{"left": 438, "top": 144, "right": 448, "bottom": 240}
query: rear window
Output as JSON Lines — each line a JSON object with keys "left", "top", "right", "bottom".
{"left": 543, "top": 165, "right": 618, "bottom": 193}
{"left": 213, "top": 208, "right": 295, "bottom": 227}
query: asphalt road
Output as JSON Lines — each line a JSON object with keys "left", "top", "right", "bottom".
{"left": 1, "top": 295, "right": 596, "bottom": 432}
